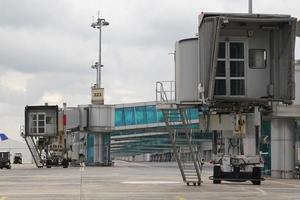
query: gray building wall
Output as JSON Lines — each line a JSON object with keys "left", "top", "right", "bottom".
{"left": 294, "top": 60, "right": 300, "bottom": 105}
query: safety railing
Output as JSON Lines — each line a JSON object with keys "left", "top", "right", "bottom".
{"left": 156, "top": 81, "right": 176, "bottom": 104}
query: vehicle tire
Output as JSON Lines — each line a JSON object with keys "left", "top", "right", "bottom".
{"left": 46, "top": 159, "right": 52, "bottom": 168}
{"left": 62, "top": 159, "right": 68, "bottom": 168}
{"left": 6, "top": 165, "right": 11, "bottom": 169}
{"left": 213, "top": 166, "right": 222, "bottom": 184}
{"left": 252, "top": 167, "right": 261, "bottom": 185}
{"left": 252, "top": 180, "right": 261, "bottom": 185}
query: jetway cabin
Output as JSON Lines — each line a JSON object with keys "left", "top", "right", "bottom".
{"left": 176, "top": 13, "right": 297, "bottom": 104}
{"left": 25, "top": 105, "right": 58, "bottom": 137}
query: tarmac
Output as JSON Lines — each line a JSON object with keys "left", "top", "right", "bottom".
{"left": 0, "top": 161, "right": 300, "bottom": 200}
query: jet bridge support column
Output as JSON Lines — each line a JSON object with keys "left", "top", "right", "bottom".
{"left": 94, "top": 133, "right": 104, "bottom": 163}
{"left": 243, "top": 114, "right": 256, "bottom": 156}
{"left": 243, "top": 108, "right": 261, "bottom": 157}
{"left": 271, "top": 119, "right": 295, "bottom": 178}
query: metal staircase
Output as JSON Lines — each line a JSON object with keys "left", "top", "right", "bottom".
{"left": 156, "top": 80, "right": 202, "bottom": 186}
{"left": 24, "top": 136, "right": 44, "bottom": 168}
{"left": 162, "top": 108, "right": 202, "bottom": 186}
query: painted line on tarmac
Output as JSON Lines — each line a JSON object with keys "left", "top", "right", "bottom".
{"left": 0, "top": 197, "right": 7, "bottom": 200}
{"left": 176, "top": 195, "right": 186, "bottom": 200}
{"left": 268, "top": 180, "right": 300, "bottom": 188}
{"left": 118, "top": 161, "right": 152, "bottom": 168}
{"left": 264, "top": 187, "right": 300, "bottom": 190}
{"left": 255, "top": 188, "right": 267, "bottom": 196}
{"left": 121, "top": 180, "right": 180, "bottom": 184}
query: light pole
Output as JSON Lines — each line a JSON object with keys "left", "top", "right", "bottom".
{"left": 91, "top": 62, "right": 99, "bottom": 87}
{"left": 248, "top": 0, "right": 253, "bottom": 14}
{"left": 91, "top": 12, "right": 109, "bottom": 88}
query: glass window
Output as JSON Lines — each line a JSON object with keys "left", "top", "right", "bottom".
{"left": 146, "top": 106, "right": 157, "bottom": 124}
{"left": 230, "top": 80, "right": 245, "bottom": 95}
{"left": 38, "top": 114, "right": 45, "bottom": 120}
{"left": 188, "top": 108, "right": 198, "bottom": 120}
{"left": 38, "top": 128, "right": 45, "bottom": 133}
{"left": 30, "top": 113, "right": 46, "bottom": 134}
{"left": 31, "top": 128, "right": 37, "bottom": 133}
{"left": 46, "top": 116, "right": 52, "bottom": 124}
{"left": 38, "top": 121, "right": 45, "bottom": 127}
{"left": 230, "top": 43, "right": 244, "bottom": 59}
{"left": 115, "top": 108, "right": 124, "bottom": 126}
{"left": 230, "top": 61, "right": 245, "bottom": 77}
{"left": 216, "top": 61, "right": 226, "bottom": 77}
{"left": 249, "top": 49, "right": 267, "bottom": 69}
{"left": 124, "top": 107, "right": 135, "bottom": 126}
{"left": 216, "top": 41, "right": 245, "bottom": 96}
{"left": 135, "top": 106, "right": 147, "bottom": 125}
{"left": 157, "top": 110, "right": 164, "bottom": 123}
{"left": 87, "top": 133, "right": 94, "bottom": 164}
{"left": 218, "top": 42, "right": 225, "bottom": 58}
{"left": 214, "top": 79, "right": 226, "bottom": 95}
{"left": 169, "top": 110, "right": 181, "bottom": 122}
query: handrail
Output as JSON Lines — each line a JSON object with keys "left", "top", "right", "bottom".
{"left": 156, "top": 81, "right": 175, "bottom": 104}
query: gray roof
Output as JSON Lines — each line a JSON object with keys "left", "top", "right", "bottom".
{"left": 199, "top": 12, "right": 291, "bottom": 18}
{"left": 198, "top": 12, "right": 296, "bottom": 26}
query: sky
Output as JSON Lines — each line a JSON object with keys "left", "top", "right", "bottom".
{"left": 0, "top": 0, "right": 299, "bottom": 141}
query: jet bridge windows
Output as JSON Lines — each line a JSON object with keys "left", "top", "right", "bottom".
{"left": 30, "top": 113, "right": 46, "bottom": 134}
{"left": 25, "top": 105, "right": 58, "bottom": 137}
{"left": 214, "top": 41, "right": 246, "bottom": 96}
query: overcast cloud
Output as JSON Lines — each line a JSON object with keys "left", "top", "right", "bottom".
{"left": 0, "top": 0, "right": 299, "bottom": 141}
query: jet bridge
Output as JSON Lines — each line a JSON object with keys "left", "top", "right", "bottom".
{"left": 159, "top": 12, "right": 298, "bottom": 185}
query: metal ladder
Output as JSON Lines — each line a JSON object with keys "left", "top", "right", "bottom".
{"left": 24, "top": 136, "right": 44, "bottom": 168}
{"left": 162, "top": 107, "right": 202, "bottom": 186}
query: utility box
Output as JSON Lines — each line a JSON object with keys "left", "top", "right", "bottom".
{"left": 198, "top": 13, "right": 297, "bottom": 102}
{"left": 25, "top": 105, "right": 58, "bottom": 137}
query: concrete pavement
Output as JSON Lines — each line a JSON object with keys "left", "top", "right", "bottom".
{"left": 0, "top": 161, "right": 299, "bottom": 199}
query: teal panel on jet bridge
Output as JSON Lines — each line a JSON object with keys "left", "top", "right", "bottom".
{"left": 261, "top": 121, "right": 271, "bottom": 175}
{"left": 87, "top": 133, "right": 94, "bottom": 164}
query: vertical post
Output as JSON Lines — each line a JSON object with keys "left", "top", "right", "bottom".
{"left": 212, "top": 131, "right": 218, "bottom": 155}
{"left": 248, "top": 0, "right": 253, "bottom": 14}
{"left": 63, "top": 102, "right": 67, "bottom": 156}
{"left": 98, "top": 19, "right": 102, "bottom": 88}
{"left": 254, "top": 107, "right": 261, "bottom": 155}
{"left": 255, "top": 125, "right": 260, "bottom": 155}
{"left": 96, "top": 63, "right": 99, "bottom": 87}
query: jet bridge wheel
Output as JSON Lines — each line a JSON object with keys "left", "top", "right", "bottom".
{"left": 62, "top": 159, "right": 69, "bottom": 168}
{"left": 251, "top": 167, "right": 261, "bottom": 185}
{"left": 46, "top": 159, "right": 52, "bottom": 168}
{"left": 213, "top": 166, "right": 221, "bottom": 184}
